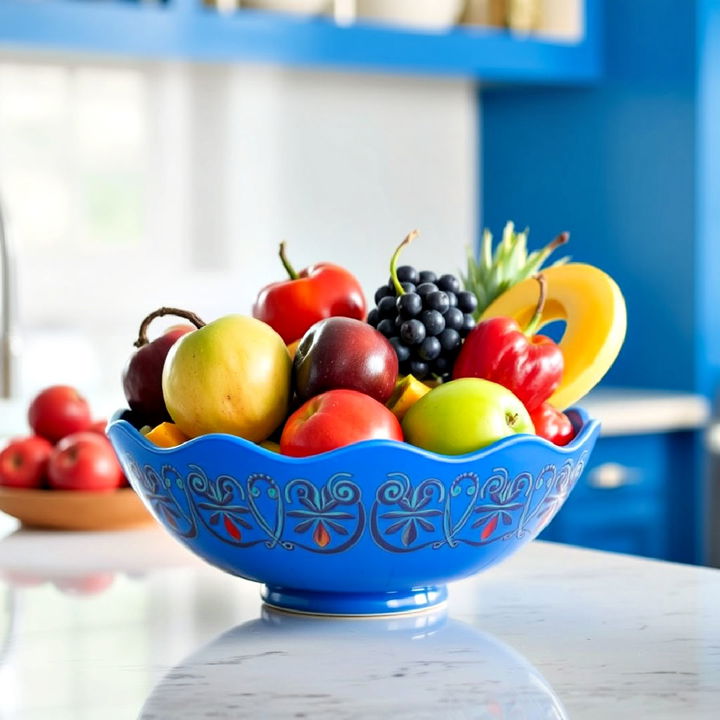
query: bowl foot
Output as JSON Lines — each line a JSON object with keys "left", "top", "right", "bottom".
{"left": 261, "top": 585, "right": 447, "bottom": 617}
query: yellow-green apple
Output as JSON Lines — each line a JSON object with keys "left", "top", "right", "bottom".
{"left": 402, "top": 378, "right": 535, "bottom": 455}
{"left": 162, "top": 315, "right": 292, "bottom": 441}
{"left": 294, "top": 317, "right": 398, "bottom": 403}
{"left": 280, "top": 389, "right": 403, "bottom": 457}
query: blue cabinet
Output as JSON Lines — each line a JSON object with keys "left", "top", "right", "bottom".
{"left": 541, "top": 431, "right": 702, "bottom": 563}
{"left": 481, "top": 0, "right": 720, "bottom": 400}
{"left": 546, "top": 501, "right": 666, "bottom": 558}
{"left": 480, "top": 0, "right": 720, "bottom": 565}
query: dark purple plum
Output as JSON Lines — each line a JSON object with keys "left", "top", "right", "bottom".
{"left": 294, "top": 317, "right": 398, "bottom": 404}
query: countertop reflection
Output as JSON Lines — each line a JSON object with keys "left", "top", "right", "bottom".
{"left": 0, "top": 530, "right": 718, "bottom": 719}
{"left": 141, "top": 608, "right": 565, "bottom": 719}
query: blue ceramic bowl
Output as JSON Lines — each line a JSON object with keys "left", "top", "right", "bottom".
{"left": 108, "top": 409, "right": 600, "bottom": 616}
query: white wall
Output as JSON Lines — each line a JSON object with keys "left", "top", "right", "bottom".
{"left": 2, "top": 61, "right": 477, "bottom": 406}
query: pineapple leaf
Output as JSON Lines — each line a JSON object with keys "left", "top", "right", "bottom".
{"left": 462, "top": 226, "right": 571, "bottom": 318}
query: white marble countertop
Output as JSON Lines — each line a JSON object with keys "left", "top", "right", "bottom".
{"left": 0, "top": 528, "right": 717, "bottom": 719}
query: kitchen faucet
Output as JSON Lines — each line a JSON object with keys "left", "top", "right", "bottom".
{"left": 0, "top": 198, "right": 17, "bottom": 399}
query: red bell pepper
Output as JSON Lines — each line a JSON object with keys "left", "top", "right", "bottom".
{"left": 252, "top": 243, "right": 366, "bottom": 344}
{"left": 530, "top": 402, "right": 576, "bottom": 446}
{"left": 453, "top": 275, "right": 563, "bottom": 413}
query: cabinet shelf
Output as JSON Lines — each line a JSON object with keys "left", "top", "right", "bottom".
{"left": 0, "top": 0, "right": 601, "bottom": 82}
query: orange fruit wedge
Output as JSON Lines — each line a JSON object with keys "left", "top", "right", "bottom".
{"left": 387, "top": 374, "right": 432, "bottom": 421}
{"left": 145, "top": 422, "right": 189, "bottom": 448}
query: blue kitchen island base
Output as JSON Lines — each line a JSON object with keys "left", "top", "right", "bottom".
{"left": 261, "top": 584, "right": 448, "bottom": 617}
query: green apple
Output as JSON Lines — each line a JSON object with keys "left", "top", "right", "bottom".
{"left": 402, "top": 378, "right": 535, "bottom": 455}
{"left": 162, "top": 315, "right": 291, "bottom": 441}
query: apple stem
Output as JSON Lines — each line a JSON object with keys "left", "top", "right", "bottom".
{"left": 524, "top": 274, "right": 547, "bottom": 338}
{"left": 279, "top": 241, "right": 299, "bottom": 280}
{"left": 134, "top": 307, "right": 206, "bottom": 348}
{"left": 390, "top": 230, "right": 419, "bottom": 296}
{"left": 506, "top": 411, "right": 519, "bottom": 427}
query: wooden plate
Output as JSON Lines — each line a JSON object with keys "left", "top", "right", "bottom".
{"left": 0, "top": 487, "right": 154, "bottom": 531}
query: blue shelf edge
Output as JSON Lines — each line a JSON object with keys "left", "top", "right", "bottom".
{"left": 0, "top": 1, "right": 601, "bottom": 83}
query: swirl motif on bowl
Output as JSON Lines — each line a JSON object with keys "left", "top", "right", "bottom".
{"left": 122, "top": 453, "right": 586, "bottom": 554}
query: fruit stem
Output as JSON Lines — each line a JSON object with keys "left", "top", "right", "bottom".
{"left": 548, "top": 230, "right": 570, "bottom": 251}
{"left": 537, "top": 231, "right": 569, "bottom": 266}
{"left": 524, "top": 274, "right": 547, "bottom": 337}
{"left": 134, "top": 307, "right": 206, "bottom": 348}
{"left": 279, "top": 241, "right": 299, "bottom": 280}
{"left": 390, "top": 230, "right": 419, "bottom": 296}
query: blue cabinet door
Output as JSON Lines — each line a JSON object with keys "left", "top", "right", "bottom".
{"left": 547, "top": 500, "right": 666, "bottom": 559}
{"left": 540, "top": 431, "right": 701, "bottom": 562}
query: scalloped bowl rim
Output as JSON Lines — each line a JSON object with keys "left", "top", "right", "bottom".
{"left": 108, "top": 406, "right": 600, "bottom": 463}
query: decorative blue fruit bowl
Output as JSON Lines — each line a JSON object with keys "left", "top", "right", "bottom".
{"left": 107, "top": 409, "right": 600, "bottom": 616}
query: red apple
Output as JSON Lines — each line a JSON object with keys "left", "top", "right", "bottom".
{"left": 280, "top": 389, "right": 403, "bottom": 457}
{"left": 48, "top": 432, "right": 124, "bottom": 492}
{"left": 87, "top": 423, "right": 128, "bottom": 485}
{"left": 530, "top": 402, "right": 576, "bottom": 446}
{"left": 28, "top": 386, "right": 92, "bottom": 443}
{"left": 0, "top": 436, "right": 54, "bottom": 489}
{"left": 88, "top": 419, "right": 108, "bottom": 435}
{"left": 122, "top": 323, "right": 194, "bottom": 425}
{"left": 294, "top": 317, "right": 398, "bottom": 404}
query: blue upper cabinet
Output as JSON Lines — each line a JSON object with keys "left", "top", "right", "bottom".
{"left": 0, "top": 0, "right": 601, "bottom": 83}
{"left": 481, "top": 0, "right": 720, "bottom": 399}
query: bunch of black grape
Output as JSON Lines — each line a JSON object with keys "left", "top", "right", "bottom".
{"left": 368, "top": 267, "right": 478, "bottom": 381}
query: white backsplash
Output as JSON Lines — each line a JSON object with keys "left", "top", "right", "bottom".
{"left": 3, "top": 61, "right": 477, "bottom": 406}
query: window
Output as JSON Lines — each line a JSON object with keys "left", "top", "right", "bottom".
{"left": 0, "top": 62, "right": 149, "bottom": 253}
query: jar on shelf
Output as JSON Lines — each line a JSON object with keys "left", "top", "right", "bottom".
{"left": 203, "top": 0, "right": 330, "bottom": 14}
{"left": 462, "top": 0, "right": 541, "bottom": 35}
{"left": 242, "top": 0, "right": 331, "bottom": 14}
{"left": 349, "top": 0, "right": 466, "bottom": 31}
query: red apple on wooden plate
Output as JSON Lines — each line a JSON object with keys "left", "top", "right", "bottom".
{"left": 88, "top": 419, "right": 109, "bottom": 436}
{"left": 28, "top": 386, "right": 92, "bottom": 443}
{"left": 0, "top": 436, "right": 54, "bottom": 489}
{"left": 48, "top": 432, "right": 124, "bottom": 492}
